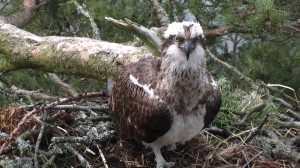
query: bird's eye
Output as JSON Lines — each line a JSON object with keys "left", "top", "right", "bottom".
{"left": 192, "top": 37, "right": 199, "bottom": 42}
{"left": 196, "top": 36, "right": 202, "bottom": 41}
{"left": 195, "top": 35, "right": 205, "bottom": 43}
{"left": 174, "top": 36, "right": 184, "bottom": 42}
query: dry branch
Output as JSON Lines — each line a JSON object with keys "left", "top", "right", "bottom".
{"left": 245, "top": 113, "right": 269, "bottom": 143}
{"left": 105, "top": 17, "right": 162, "bottom": 56}
{"left": 52, "top": 136, "right": 96, "bottom": 145}
{"left": 65, "top": 143, "right": 93, "bottom": 168}
{"left": 206, "top": 49, "right": 256, "bottom": 87}
{"left": 274, "top": 98, "right": 294, "bottom": 109}
{"left": 274, "top": 119, "right": 300, "bottom": 129}
{"left": 47, "top": 73, "right": 78, "bottom": 96}
{"left": 34, "top": 110, "right": 47, "bottom": 168}
{"left": 0, "top": 92, "right": 106, "bottom": 154}
{"left": 42, "top": 154, "right": 57, "bottom": 168}
{"left": 0, "top": 108, "right": 39, "bottom": 154}
{"left": 53, "top": 104, "right": 103, "bottom": 111}
{"left": 221, "top": 108, "right": 247, "bottom": 116}
{"left": 286, "top": 109, "right": 300, "bottom": 121}
{"left": 11, "top": 85, "right": 57, "bottom": 101}
{"left": 203, "top": 127, "right": 233, "bottom": 138}
{"left": 233, "top": 103, "right": 267, "bottom": 126}
{"left": 97, "top": 145, "right": 109, "bottom": 168}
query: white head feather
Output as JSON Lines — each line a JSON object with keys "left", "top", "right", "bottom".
{"left": 164, "top": 21, "right": 204, "bottom": 38}
{"left": 161, "top": 21, "right": 207, "bottom": 72}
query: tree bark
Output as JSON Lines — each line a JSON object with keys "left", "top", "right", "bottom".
{"left": 0, "top": 23, "right": 153, "bottom": 79}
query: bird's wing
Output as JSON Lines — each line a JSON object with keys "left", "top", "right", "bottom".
{"left": 109, "top": 57, "right": 173, "bottom": 143}
{"left": 204, "top": 77, "right": 222, "bottom": 128}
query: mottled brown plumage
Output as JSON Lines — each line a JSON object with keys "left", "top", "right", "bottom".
{"left": 110, "top": 57, "right": 173, "bottom": 143}
{"left": 109, "top": 21, "right": 221, "bottom": 168}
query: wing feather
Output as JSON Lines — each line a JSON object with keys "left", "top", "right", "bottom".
{"left": 109, "top": 57, "right": 173, "bottom": 143}
{"left": 204, "top": 81, "right": 222, "bottom": 128}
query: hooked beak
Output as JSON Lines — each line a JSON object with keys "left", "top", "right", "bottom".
{"left": 179, "top": 40, "right": 196, "bottom": 60}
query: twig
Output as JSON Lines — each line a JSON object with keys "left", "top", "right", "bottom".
{"left": 47, "top": 73, "right": 78, "bottom": 96}
{"left": 53, "top": 104, "right": 104, "bottom": 111}
{"left": 274, "top": 98, "right": 294, "bottom": 109}
{"left": 52, "top": 136, "right": 96, "bottom": 145}
{"left": 277, "top": 113, "right": 293, "bottom": 121}
{"left": 221, "top": 108, "right": 245, "bottom": 116}
{"left": 0, "top": 92, "right": 106, "bottom": 154}
{"left": 286, "top": 109, "right": 300, "bottom": 121}
{"left": 105, "top": 17, "right": 161, "bottom": 56}
{"left": 34, "top": 109, "right": 48, "bottom": 168}
{"left": 203, "top": 127, "right": 233, "bottom": 138}
{"left": 261, "top": 128, "right": 279, "bottom": 140}
{"left": 245, "top": 113, "right": 269, "bottom": 143}
{"left": 53, "top": 104, "right": 98, "bottom": 116}
{"left": 88, "top": 116, "right": 111, "bottom": 122}
{"left": 97, "top": 145, "right": 108, "bottom": 168}
{"left": 65, "top": 143, "right": 93, "bottom": 168}
{"left": 42, "top": 154, "right": 57, "bottom": 168}
{"left": 242, "top": 151, "right": 263, "bottom": 168}
{"left": 232, "top": 103, "right": 267, "bottom": 126}
{"left": 51, "top": 131, "right": 114, "bottom": 145}
{"left": 287, "top": 136, "right": 300, "bottom": 146}
{"left": 206, "top": 49, "right": 257, "bottom": 87}
{"left": 11, "top": 85, "right": 57, "bottom": 101}
{"left": 242, "top": 150, "right": 250, "bottom": 168}
{"left": 0, "top": 108, "right": 39, "bottom": 154}
{"left": 274, "top": 119, "right": 300, "bottom": 129}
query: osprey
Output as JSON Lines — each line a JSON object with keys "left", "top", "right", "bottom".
{"left": 109, "top": 21, "right": 221, "bottom": 168}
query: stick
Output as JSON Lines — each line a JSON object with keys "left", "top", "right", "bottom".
{"left": 0, "top": 108, "right": 39, "bottom": 154}
{"left": 245, "top": 113, "right": 269, "bottom": 143}
{"left": 97, "top": 145, "right": 108, "bottom": 168}
{"left": 205, "top": 49, "right": 256, "bottom": 87}
{"left": 47, "top": 73, "right": 78, "bottom": 96}
{"left": 0, "top": 91, "right": 106, "bottom": 154}
{"left": 34, "top": 110, "right": 48, "bottom": 168}
{"left": 65, "top": 143, "right": 93, "bottom": 168}
{"left": 53, "top": 104, "right": 98, "bottom": 116}
{"left": 233, "top": 103, "right": 267, "bottom": 126}
{"left": 11, "top": 85, "right": 57, "bottom": 101}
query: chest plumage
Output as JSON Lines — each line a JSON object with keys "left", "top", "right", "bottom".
{"left": 109, "top": 21, "right": 221, "bottom": 168}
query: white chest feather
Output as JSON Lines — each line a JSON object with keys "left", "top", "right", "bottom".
{"left": 144, "top": 105, "right": 207, "bottom": 148}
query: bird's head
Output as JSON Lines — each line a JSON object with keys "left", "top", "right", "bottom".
{"left": 161, "top": 21, "right": 206, "bottom": 69}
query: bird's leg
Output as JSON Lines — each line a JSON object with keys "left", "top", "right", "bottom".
{"left": 152, "top": 146, "right": 175, "bottom": 168}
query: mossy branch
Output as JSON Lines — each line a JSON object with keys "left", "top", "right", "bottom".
{"left": 0, "top": 23, "right": 152, "bottom": 79}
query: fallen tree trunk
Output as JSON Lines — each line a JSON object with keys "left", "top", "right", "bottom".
{"left": 0, "top": 23, "right": 153, "bottom": 79}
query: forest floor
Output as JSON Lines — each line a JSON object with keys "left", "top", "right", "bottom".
{"left": 0, "top": 94, "right": 299, "bottom": 168}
